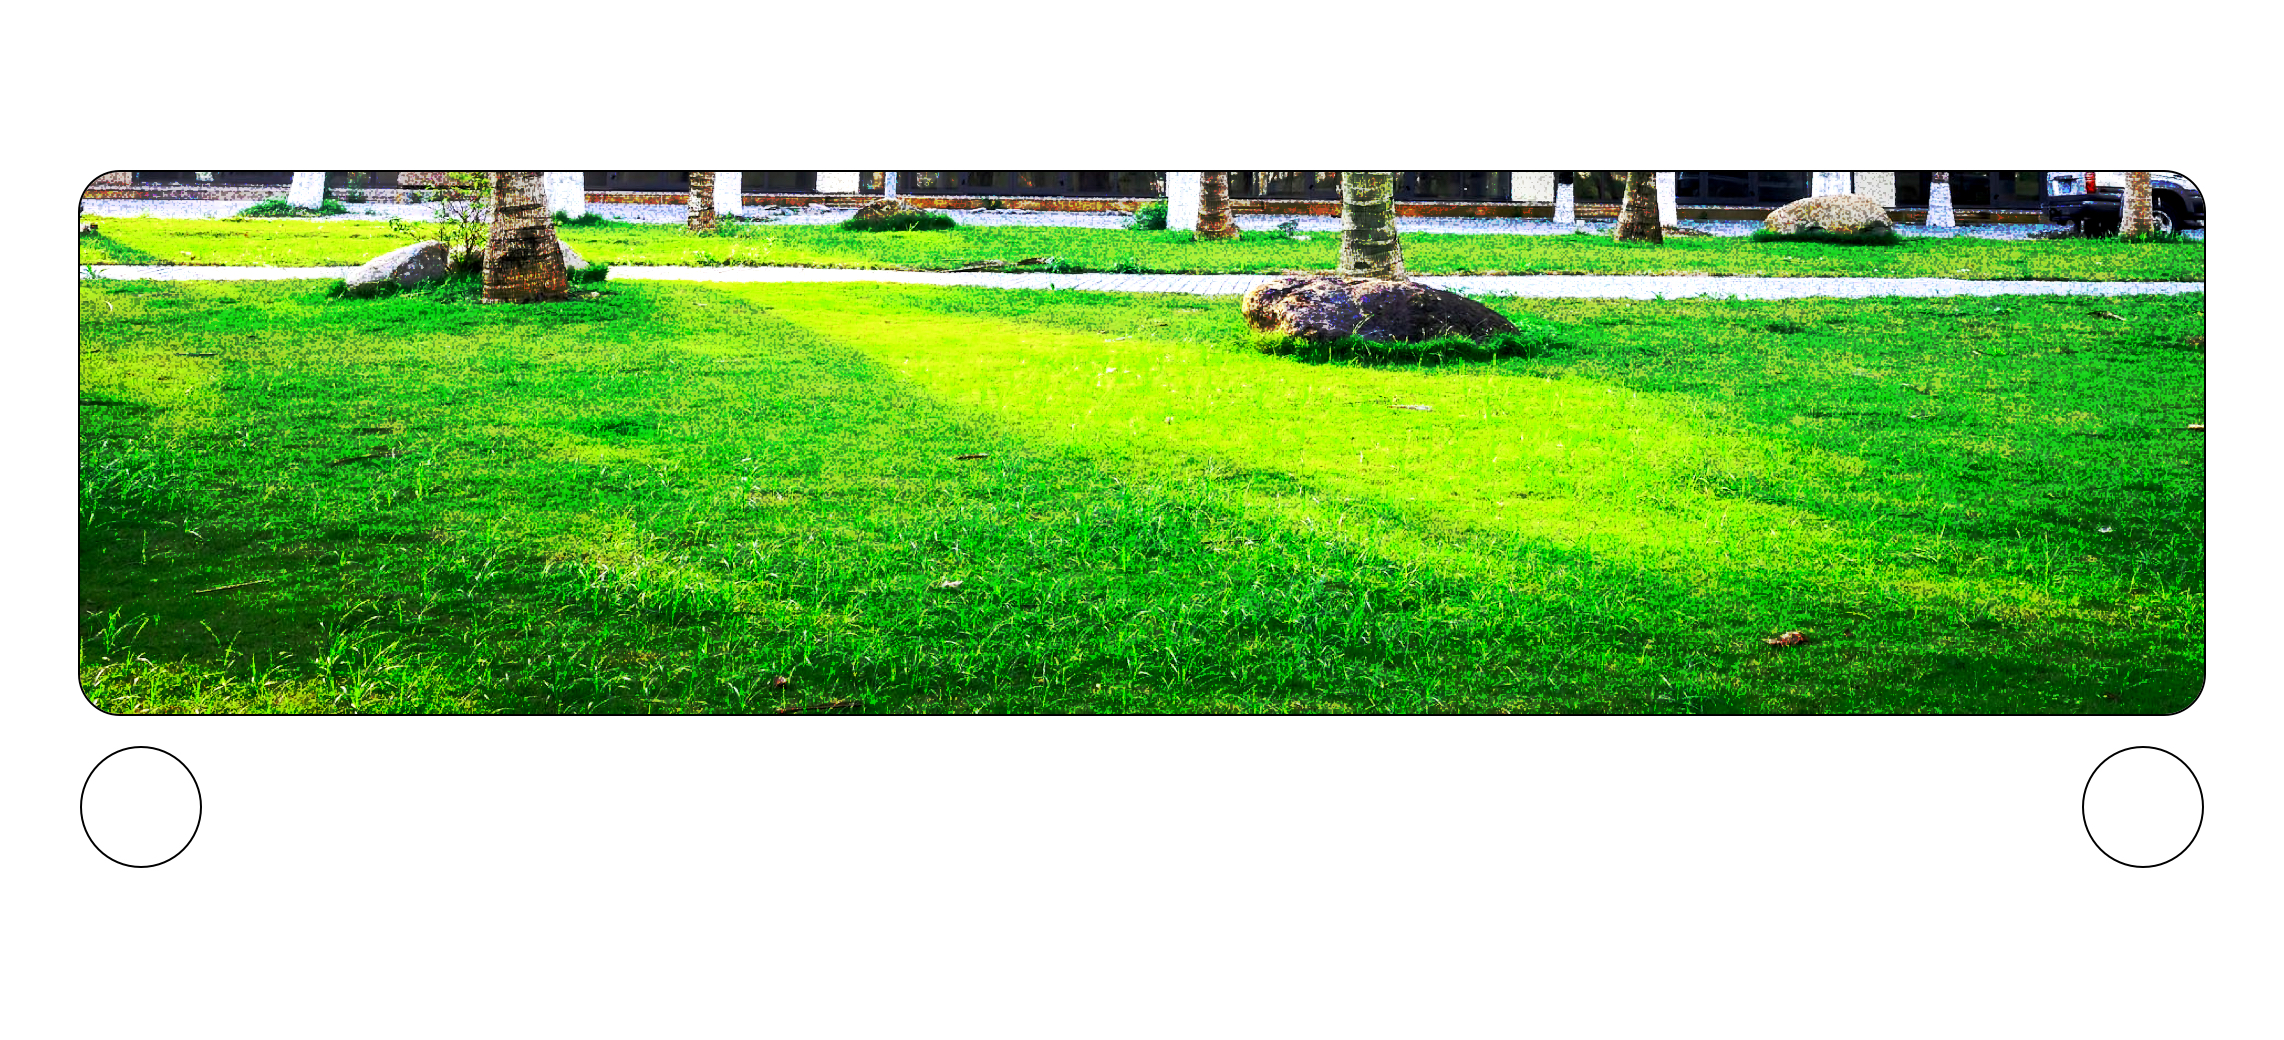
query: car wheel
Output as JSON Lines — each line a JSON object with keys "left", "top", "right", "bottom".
{"left": 2150, "top": 202, "right": 2176, "bottom": 234}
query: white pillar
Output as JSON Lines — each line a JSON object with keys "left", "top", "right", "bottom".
{"left": 288, "top": 172, "right": 325, "bottom": 209}
{"left": 1927, "top": 179, "right": 1956, "bottom": 228}
{"left": 1812, "top": 171, "right": 1853, "bottom": 196}
{"left": 883, "top": 171, "right": 899, "bottom": 199}
{"left": 1656, "top": 171, "right": 1677, "bottom": 227}
{"left": 1553, "top": 180, "right": 1575, "bottom": 224}
{"left": 544, "top": 172, "right": 585, "bottom": 219}
{"left": 714, "top": 171, "right": 742, "bottom": 217}
{"left": 1511, "top": 172, "right": 1554, "bottom": 204}
{"left": 1166, "top": 171, "right": 1202, "bottom": 232}
{"left": 814, "top": 172, "right": 859, "bottom": 194}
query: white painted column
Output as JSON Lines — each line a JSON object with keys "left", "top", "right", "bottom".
{"left": 1553, "top": 180, "right": 1575, "bottom": 224}
{"left": 1656, "top": 171, "right": 1677, "bottom": 227}
{"left": 815, "top": 172, "right": 859, "bottom": 194}
{"left": 883, "top": 171, "right": 899, "bottom": 199}
{"left": 714, "top": 171, "right": 743, "bottom": 217}
{"left": 1166, "top": 171, "right": 1202, "bottom": 232}
{"left": 288, "top": 172, "right": 325, "bottom": 209}
{"left": 544, "top": 172, "right": 586, "bottom": 219}
{"left": 1927, "top": 177, "right": 1956, "bottom": 228}
{"left": 1812, "top": 171, "right": 1853, "bottom": 196}
{"left": 1511, "top": 172, "right": 1554, "bottom": 203}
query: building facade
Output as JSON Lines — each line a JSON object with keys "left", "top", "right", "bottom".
{"left": 86, "top": 171, "right": 2060, "bottom": 219}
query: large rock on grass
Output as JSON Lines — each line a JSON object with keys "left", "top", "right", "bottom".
{"left": 343, "top": 240, "right": 450, "bottom": 297}
{"left": 1764, "top": 193, "right": 1892, "bottom": 235}
{"left": 1241, "top": 275, "right": 1517, "bottom": 345}
{"left": 558, "top": 239, "right": 588, "bottom": 271}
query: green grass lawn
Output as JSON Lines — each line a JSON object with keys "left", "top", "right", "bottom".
{"left": 78, "top": 216, "right": 2208, "bottom": 281}
{"left": 78, "top": 277, "right": 2204, "bottom": 714}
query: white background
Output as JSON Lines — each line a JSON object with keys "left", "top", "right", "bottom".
{"left": 6, "top": 5, "right": 2273, "bottom": 1036}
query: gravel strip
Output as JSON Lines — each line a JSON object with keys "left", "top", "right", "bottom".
{"left": 78, "top": 198, "right": 2197, "bottom": 242}
{"left": 85, "top": 263, "right": 2204, "bottom": 299}
{"left": 83, "top": 263, "right": 2205, "bottom": 300}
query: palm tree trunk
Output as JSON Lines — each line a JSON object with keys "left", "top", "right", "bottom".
{"left": 1927, "top": 171, "right": 1955, "bottom": 229}
{"left": 482, "top": 171, "right": 568, "bottom": 304}
{"left": 2119, "top": 171, "right": 2156, "bottom": 237}
{"left": 1613, "top": 171, "right": 1663, "bottom": 244}
{"left": 686, "top": 171, "right": 717, "bottom": 233}
{"left": 1197, "top": 172, "right": 1240, "bottom": 241}
{"left": 1338, "top": 171, "right": 1405, "bottom": 280}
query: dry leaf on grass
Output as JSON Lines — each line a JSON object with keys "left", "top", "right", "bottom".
{"left": 1763, "top": 631, "right": 1811, "bottom": 647}
{"left": 2093, "top": 311, "right": 2128, "bottom": 322}
{"left": 932, "top": 579, "right": 964, "bottom": 590}
{"left": 953, "top": 453, "right": 989, "bottom": 461}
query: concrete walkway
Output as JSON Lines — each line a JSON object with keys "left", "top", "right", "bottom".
{"left": 82, "top": 264, "right": 2206, "bottom": 300}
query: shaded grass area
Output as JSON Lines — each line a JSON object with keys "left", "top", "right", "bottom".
{"left": 79, "top": 279, "right": 2203, "bottom": 713}
{"left": 78, "top": 217, "right": 2207, "bottom": 281}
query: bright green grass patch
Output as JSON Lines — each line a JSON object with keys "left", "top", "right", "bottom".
{"left": 79, "top": 279, "right": 2202, "bottom": 714}
{"left": 79, "top": 216, "right": 2207, "bottom": 281}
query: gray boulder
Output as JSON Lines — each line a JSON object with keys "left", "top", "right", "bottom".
{"left": 344, "top": 240, "right": 450, "bottom": 297}
{"left": 1241, "top": 275, "right": 1518, "bottom": 345}
{"left": 559, "top": 239, "right": 588, "bottom": 271}
{"left": 1765, "top": 193, "right": 1892, "bottom": 235}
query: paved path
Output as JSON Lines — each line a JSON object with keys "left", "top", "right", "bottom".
{"left": 83, "top": 264, "right": 2207, "bottom": 300}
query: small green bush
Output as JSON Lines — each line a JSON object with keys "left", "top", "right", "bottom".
{"left": 1129, "top": 198, "right": 1169, "bottom": 231}
{"left": 240, "top": 197, "right": 348, "bottom": 218}
{"left": 1748, "top": 227, "right": 1902, "bottom": 246}
{"left": 840, "top": 211, "right": 957, "bottom": 232}
{"left": 553, "top": 211, "right": 614, "bottom": 227}
{"left": 570, "top": 264, "right": 610, "bottom": 285}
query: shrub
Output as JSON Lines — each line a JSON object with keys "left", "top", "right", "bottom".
{"left": 1748, "top": 227, "right": 1902, "bottom": 246}
{"left": 404, "top": 172, "right": 495, "bottom": 269}
{"left": 570, "top": 264, "right": 610, "bottom": 285}
{"left": 841, "top": 211, "right": 957, "bottom": 232}
{"left": 238, "top": 197, "right": 349, "bottom": 218}
{"left": 553, "top": 211, "right": 613, "bottom": 227}
{"left": 1129, "top": 198, "right": 1169, "bottom": 231}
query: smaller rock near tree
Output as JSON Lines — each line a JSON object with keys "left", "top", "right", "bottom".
{"left": 558, "top": 239, "right": 589, "bottom": 272}
{"left": 343, "top": 240, "right": 451, "bottom": 297}
{"left": 1242, "top": 275, "right": 1518, "bottom": 346}
{"left": 1764, "top": 193, "right": 1892, "bottom": 235}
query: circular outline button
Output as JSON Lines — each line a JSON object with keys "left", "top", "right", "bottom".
{"left": 80, "top": 746, "right": 203, "bottom": 868}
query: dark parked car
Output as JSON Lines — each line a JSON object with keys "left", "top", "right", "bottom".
{"left": 2042, "top": 172, "right": 2204, "bottom": 233}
